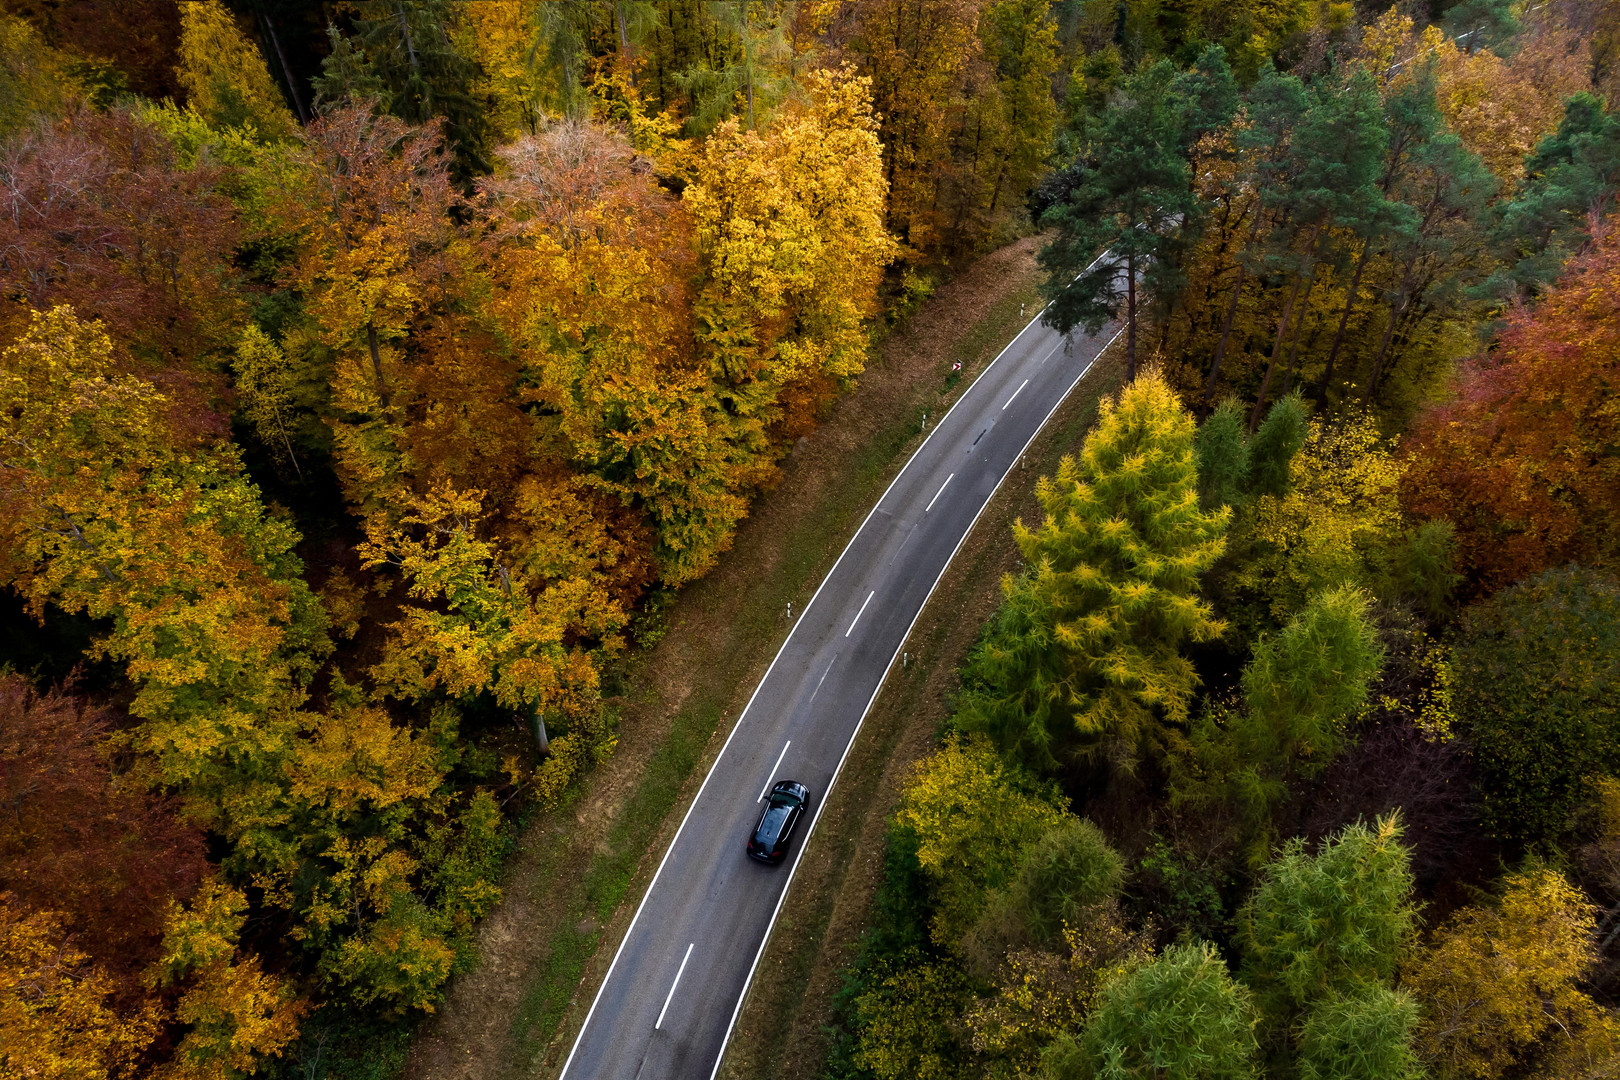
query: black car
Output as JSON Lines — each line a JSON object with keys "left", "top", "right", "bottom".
{"left": 747, "top": 780, "right": 810, "bottom": 864}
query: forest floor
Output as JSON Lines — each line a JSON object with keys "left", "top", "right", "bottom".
{"left": 403, "top": 234, "right": 1080, "bottom": 1080}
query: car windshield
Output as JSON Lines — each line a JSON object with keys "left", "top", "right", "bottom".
{"left": 770, "top": 790, "right": 801, "bottom": 808}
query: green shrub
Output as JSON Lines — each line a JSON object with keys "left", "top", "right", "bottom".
{"left": 1455, "top": 565, "right": 1620, "bottom": 845}
{"left": 1043, "top": 941, "right": 1260, "bottom": 1080}
{"left": 1296, "top": 984, "right": 1424, "bottom": 1080}
{"left": 1239, "top": 815, "right": 1416, "bottom": 1023}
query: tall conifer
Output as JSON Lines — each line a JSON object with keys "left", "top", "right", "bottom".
{"left": 959, "top": 370, "right": 1229, "bottom": 769}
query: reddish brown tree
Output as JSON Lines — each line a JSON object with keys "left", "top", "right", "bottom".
{"left": 1401, "top": 219, "right": 1620, "bottom": 592}
{"left": 5, "top": 0, "right": 184, "bottom": 100}
{"left": 0, "top": 107, "right": 242, "bottom": 367}
{"left": 0, "top": 675, "right": 206, "bottom": 979}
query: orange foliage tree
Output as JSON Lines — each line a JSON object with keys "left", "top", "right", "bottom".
{"left": 1402, "top": 216, "right": 1620, "bottom": 591}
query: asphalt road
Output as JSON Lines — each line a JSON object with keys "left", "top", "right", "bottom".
{"left": 558, "top": 306, "right": 1121, "bottom": 1080}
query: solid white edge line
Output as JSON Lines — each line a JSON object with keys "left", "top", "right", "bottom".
{"left": 1002, "top": 378, "right": 1030, "bottom": 410}
{"left": 924, "top": 473, "right": 953, "bottom": 513}
{"left": 757, "top": 741, "right": 792, "bottom": 803}
{"left": 558, "top": 247, "right": 1114, "bottom": 1080}
{"left": 707, "top": 320, "right": 1128, "bottom": 1080}
{"left": 655, "top": 943, "right": 695, "bottom": 1031}
{"left": 844, "top": 590, "right": 876, "bottom": 638}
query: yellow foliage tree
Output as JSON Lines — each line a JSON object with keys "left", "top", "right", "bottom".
{"left": 151, "top": 879, "right": 305, "bottom": 1080}
{"left": 1228, "top": 414, "right": 1406, "bottom": 623}
{"left": 451, "top": 1, "right": 556, "bottom": 142}
{"left": 686, "top": 65, "right": 896, "bottom": 388}
{"left": 1414, "top": 20, "right": 1590, "bottom": 183}
{"left": 0, "top": 306, "right": 325, "bottom": 807}
{"left": 0, "top": 13, "right": 83, "bottom": 138}
{"left": 484, "top": 116, "right": 761, "bottom": 586}
{"left": 0, "top": 899, "right": 157, "bottom": 1080}
{"left": 895, "top": 737, "right": 1069, "bottom": 945}
{"left": 1404, "top": 866, "right": 1620, "bottom": 1079}
{"left": 963, "top": 910, "right": 1153, "bottom": 1074}
{"left": 851, "top": 961, "right": 972, "bottom": 1080}
{"left": 175, "top": 0, "right": 298, "bottom": 141}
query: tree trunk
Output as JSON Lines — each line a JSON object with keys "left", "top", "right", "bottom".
{"left": 1250, "top": 223, "right": 1323, "bottom": 430}
{"left": 396, "top": 5, "right": 419, "bottom": 74}
{"left": 367, "top": 322, "right": 391, "bottom": 409}
{"left": 1280, "top": 272, "right": 1319, "bottom": 395}
{"left": 261, "top": 13, "right": 307, "bottom": 123}
{"left": 1249, "top": 271, "right": 1306, "bottom": 431}
{"left": 1316, "top": 240, "right": 1372, "bottom": 403}
{"left": 1203, "top": 200, "right": 1267, "bottom": 408}
{"left": 1204, "top": 261, "right": 1246, "bottom": 407}
{"left": 1126, "top": 251, "right": 1137, "bottom": 381}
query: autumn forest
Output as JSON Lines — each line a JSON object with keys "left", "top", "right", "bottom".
{"left": 1, "top": 1, "right": 1618, "bottom": 1079}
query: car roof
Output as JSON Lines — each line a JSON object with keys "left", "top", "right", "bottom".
{"left": 756, "top": 803, "right": 793, "bottom": 844}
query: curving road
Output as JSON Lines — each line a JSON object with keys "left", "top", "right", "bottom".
{"left": 557, "top": 304, "right": 1122, "bottom": 1080}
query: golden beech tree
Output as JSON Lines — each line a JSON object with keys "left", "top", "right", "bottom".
{"left": 482, "top": 116, "right": 759, "bottom": 586}
{"left": 685, "top": 65, "right": 896, "bottom": 391}
{"left": 838, "top": 0, "right": 985, "bottom": 250}
{"left": 0, "top": 305, "right": 507, "bottom": 1024}
{"left": 151, "top": 878, "right": 306, "bottom": 1080}
{"left": 285, "top": 103, "right": 468, "bottom": 518}
{"left": 1414, "top": 17, "right": 1589, "bottom": 183}
{"left": 0, "top": 306, "right": 325, "bottom": 807}
{"left": 360, "top": 481, "right": 616, "bottom": 721}
{"left": 0, "top": 900, "right": 158, "bottom": 1080}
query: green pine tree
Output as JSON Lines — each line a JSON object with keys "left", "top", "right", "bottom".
{"left": 958, "top": 370, "right": 1229, "bottom": 771}
{"left": 1249, "top": 65, "right": 1388, "bottom": 428}
{"left": 315, "top": 1, "right": 492, "bottom": 179}
{"left": 1497, "top": 92, "right": 1620, "bottom": 296}
{"left": 1039, "top": 60, "right": 1208, "bottom": 378}
{"left": 1179, "top": 586, "right": 1384, "bottom": 855}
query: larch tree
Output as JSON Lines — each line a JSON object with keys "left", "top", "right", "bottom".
{"left": 957, "top": 370, "right": 1229, "bottom": 770}
{"left": 1184, "top": 585, "right": 1385, "bottom": 852}
{"left": 1043, "top": 941, "right": 1260, "bottom": 1080}
{"left": 1295, "top": 983, "right": 1425, "bottom": 1080}
{"left": 1239, "top": 816, "right": 1417, "bottom": 1029}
